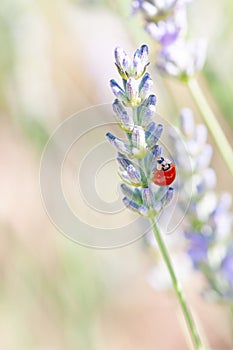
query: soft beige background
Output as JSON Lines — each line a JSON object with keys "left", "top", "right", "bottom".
{"left": 0, "top": 0, "right": 233, "bottom": 349}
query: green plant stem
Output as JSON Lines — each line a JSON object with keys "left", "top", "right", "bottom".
{"left": 188, "top": 78, "right": 233, "bottom": 177}
{"left": 151, "top": 218, "right": 205, "bottom": 350}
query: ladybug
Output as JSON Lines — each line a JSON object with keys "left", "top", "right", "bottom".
{"left": 153, "top": 157, "right": 176, "bottom": 186}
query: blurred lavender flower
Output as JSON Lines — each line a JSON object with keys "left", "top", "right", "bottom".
{"left": 132, "top": 0, "right": 190, "bottom": 22}
{"left": 172, "top": 108, "right": 233, "bottom": 300}
{"left": 157, "top": 39, "right": 207, "bottom": 80}
{"left": 106, "top": 45, "right": 175, "bottom": 218}
{"left": 145, "top": 20, "right": 180, "bottom": 46}
{"left": 132, "top": 0, "right": 207, "bottom": 80}
{"left": 185, "top": 232, "right": 210, "bottom": 267}
{"left": 221, "top": 246, "right": 233, "bottom": 286}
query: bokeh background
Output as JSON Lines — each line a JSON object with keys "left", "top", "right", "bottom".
{"left": 0, "top": 0, "right": 233, "bottom": 349}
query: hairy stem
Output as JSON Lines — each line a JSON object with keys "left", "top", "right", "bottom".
{"left": 188, "top": 78, "right": 233, "bottom": 177}
{"left": 151, "top": 218, "right": 206, "bottom": 350}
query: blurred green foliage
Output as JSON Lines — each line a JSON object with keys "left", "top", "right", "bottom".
{"left": 204, "top": 66, "right": 233, "bottom": 131}
{"left": 20, "top": 117, "right": 50, "bottom": 151}
{"left": 0, "top": 227, "right": 106, "bottom": 350}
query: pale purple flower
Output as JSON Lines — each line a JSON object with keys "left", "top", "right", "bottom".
{"left": 145, "top": 20, "right": 180, "bottom": 46}
{"left": 171, "top": 108, "right": 233, "bottom": 300}
{"left": 210, "top": 193, "right": 233, "bottom": 239}
{"left": 132, "top": 0, "right": 190, "bottom": 20}
{"left": 132, "top": 0, "right": 207, "bottom": 79}
{"left": 185, "top": 232, "right": 210, "bottom": 267}
{"left": 157, "top": 39, "right": 207, "bottom": 79}
{"left": 221, "top": 247, "right": 233, "bottom": 285}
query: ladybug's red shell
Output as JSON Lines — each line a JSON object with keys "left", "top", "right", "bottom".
{"left": 153, "top": 163, "right": 176, "bottom": 186}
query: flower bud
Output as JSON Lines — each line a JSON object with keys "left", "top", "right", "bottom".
{"left": 126, "top": 78, "right": 139, "bottom": 106}
{"left": 106, "top": 133, "right": 131, "bottom": 156}
{"left": 126, "top": 164, "right": 141, "bottom": 184}
{"left": 113, "top": 99, "right": 134, "bottom": 131}
{"left": 132, "top": 126, "right": 147, "bottom": 157}
{"left": 114, "top": 47, "right": 131, "bottom": 79}
{"left": 139, "top": 94, "right": 157, "bottom": 127}
{"left": 110, "top": 79, "right": 128, "bottom": 103}
{"left": 142, "top": 187, "right": 154, "bottom": 208}
{"left": 146, "top": 123, "right": 163, "bottom": 148}
{"left": 139, "top": 73, "right": 153, "bottom": 101}
{"left": 117, "top": 156, "right": 132, "bottom": 171}
{"left": 132, "top": 44, "right": 149, "bottom": 78}
{"left": 161, "top": 187, "right": 174, "bottom": 207}
{"left": 123, "top": 197, "right": 149, "bottom": 217}
{"left": 120, "top": 183, "right": 142, "bottom": 204}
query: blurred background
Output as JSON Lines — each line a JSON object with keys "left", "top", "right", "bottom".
{"left": 0, "top": 0, "right": 233, "bottom": 349}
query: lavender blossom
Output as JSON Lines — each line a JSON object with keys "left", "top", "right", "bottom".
{"left": 221, "top": 246, "right": 233, "bottom": 286}
{"left": 132, "top": 0, "right": 190, "bottom": 22}
{"left": 172, "top": 108, "right": 233, "bottom": 301}
{"left": 106, "top": 45, "right": 175, "bottom": 218}
{"left": 145, "top": 20, "right": 181, "bottom": 46}
{"left": 185, "top": 232, "right": 210, "bottom": 267}
{"left": 132, "top": 0, "right": 207, "bottom": 80}
{"left": 157, "top": 39, "right": 207, "bottom": 80}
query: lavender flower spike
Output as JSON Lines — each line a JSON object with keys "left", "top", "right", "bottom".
{"left": 106, "top": 44, "right": 175, "bottom": 217}
{"left": 145, "top": 20, "right": 180, "bottom": 46}
{"left": 132, "top": 0, "right": 189, "bottom": 22}
{"left": 132, "top": 0, "right": 206, "bottom": 80}
{"left": 157, "top": 39, "right": 207, "bottom": 80}
{"left": 171, "top": 108, "right": 233, "bottom": 301}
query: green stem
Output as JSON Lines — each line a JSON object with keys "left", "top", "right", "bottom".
{"left": 188, "top": 78, "right": 233, "bottom": 177}
{"left": 151, "top": 218, "right": 205, "bottom": 350}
